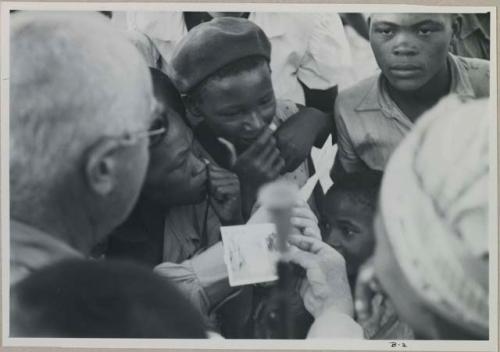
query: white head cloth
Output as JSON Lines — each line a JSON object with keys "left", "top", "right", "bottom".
{"left": 380, "top": 95, "right": 490, "bottom": 336}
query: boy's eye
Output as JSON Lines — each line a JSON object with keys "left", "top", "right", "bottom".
{"left": 221, "top": 110, "right": 241, "bottom": 117}
{"left": 341, "top": 226, "right": 357, "bottom": 239}
{"left": 319, "top": 219, "right": 331, "bottom": 234}
{"left": 418, "top": 27, "right": 433, "bottom": 36}
{"left": 259, "top": 96, "right": 273, "bottom": 105}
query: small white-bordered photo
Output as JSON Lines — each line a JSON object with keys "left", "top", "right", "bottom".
{"left": 221, "top": 223, "right": 279, "bottom": 286}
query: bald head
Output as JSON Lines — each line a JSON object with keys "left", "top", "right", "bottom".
{"left": 10, "top": 12, "right": 155, "bottom": 248}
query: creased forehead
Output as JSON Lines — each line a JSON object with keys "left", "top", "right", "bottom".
{"left": 370, "top": 13, "right": 453, "bottom": 26}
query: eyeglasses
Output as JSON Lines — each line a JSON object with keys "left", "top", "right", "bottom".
{"left": 123, "top": 114, "right": 168, "bottom": 148}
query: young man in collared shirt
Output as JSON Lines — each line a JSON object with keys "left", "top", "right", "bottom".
{"left": 334, "top": 13, "right": 489, "bottom": 175}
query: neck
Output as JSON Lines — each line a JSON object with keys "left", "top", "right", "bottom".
{"left": 387, "top": 60, "right": 451, "bottom": 122}
{"left": 11, "top": 188, "right": 96, "bottom": 256}
{"left": 137, "top": 194, "right": 170, "bottom": 216}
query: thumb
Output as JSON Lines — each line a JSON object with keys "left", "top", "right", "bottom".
{"left": 354, "top": 259, "right": 378, "bottom": 321}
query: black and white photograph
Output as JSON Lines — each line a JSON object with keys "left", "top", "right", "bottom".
{"left": 1, "top": 2, "right": 497, "bottom": 350}
{"left": 221, "top": 223, "right": 280, "bottom": 286}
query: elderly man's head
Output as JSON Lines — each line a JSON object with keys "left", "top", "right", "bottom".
{"left": 10, "top": 12, "right": 156, "bottom": 252}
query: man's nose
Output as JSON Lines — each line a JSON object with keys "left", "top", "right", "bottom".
{"left": 190, "top": 154, "right": 207, "bottom": 177}
{"left": 243, "top": 111, "right": 266, "bottom": 132}
{"left": 327, "top": 232, "right": 344, "bottom": 250}
{"left": 392, "top": 33, "right": 418, "bottom": 56}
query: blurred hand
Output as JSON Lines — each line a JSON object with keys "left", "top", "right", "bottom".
{"left": 354, "top": 257, "right": 381, "bottom": 322}
{"left": 290, "top": 200, "right": 321, "bottom": 239}
{"left": 286, "top": 234, "right": 353, "bottom": 319}
{"left": 275, "top": 108, "right": 328, "bottom": 173}
{"left": 208, "top": 163, "right": 243, "bottom": 225}
{"left": 232, "top": 129, "right": 285, "bottom": 187}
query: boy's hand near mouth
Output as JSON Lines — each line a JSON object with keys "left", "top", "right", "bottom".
{"left": 207, "top": 163, "right": 243, "bottom": 225}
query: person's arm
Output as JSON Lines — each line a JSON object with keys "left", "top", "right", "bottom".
{"left": 300, "top": 82, "right": 338, "bottom": 114}
{"left": 297, "top": 13, "right": 352, "bottom": 105}
{"left": 275, "top": 106, "right": 333, "bottom": 173}
{"left": 154, "top": 242, "right": 234, "bottom": 316}
{"left": 342, "top": 13, "right": 370, "bottom": 41}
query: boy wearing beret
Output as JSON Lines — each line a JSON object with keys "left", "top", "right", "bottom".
{"left": 334, "top": 13, "right": 489, "bottom": 176}
{"left": 167, "top": 17, "right": 332, "bottom": 216}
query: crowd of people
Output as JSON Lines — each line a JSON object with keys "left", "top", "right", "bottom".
{"left": 9, "top": 10, "right": 491, "bottom": 341}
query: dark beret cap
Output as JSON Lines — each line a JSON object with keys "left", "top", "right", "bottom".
{"left": 166, "top": 17, "right": 271, "bottom": 94}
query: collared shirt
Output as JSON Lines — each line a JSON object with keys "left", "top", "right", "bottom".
{"left": 335, "top": 54, "right": 490, "bottom": 173}
{"left": 126, "top": 12, "right": 351, "bottom": 104}
{"left": 10, "top": 220, "right": 82, "bottom": 285}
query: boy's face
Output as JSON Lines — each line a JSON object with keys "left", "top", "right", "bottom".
{"left": 321, "top": 189, "right": 375, "bottom": 276}
{"left": 370, "top": 13, "right": 456, "bottom": 91}
{"left": 142, "top": 109, "right": 208, "bottom": 207}
{"left": 193, "top": 63, "right": 276, "bottom": 151}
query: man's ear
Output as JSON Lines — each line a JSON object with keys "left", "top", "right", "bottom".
{"left": 84, "top": 138, "right": 122, "bottom": 196}
{"left": 183, "top": 94, "right": 204, "bottom": 127}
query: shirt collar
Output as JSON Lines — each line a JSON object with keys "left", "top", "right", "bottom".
{"left": 355, "top": 53, "right": 476, "bottom": 118}
{"left": 448, "top": 53, "right": 476, "bottom": 99}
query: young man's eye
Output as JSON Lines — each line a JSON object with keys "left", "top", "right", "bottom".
{"left": 375, "top": 27, "right": 394, "bottom": 36}
{"left": 418, "top": 27, "right": 433, "bottom": 36}
{"left": 220, "top": 110, "right": 242, "bottom": 117}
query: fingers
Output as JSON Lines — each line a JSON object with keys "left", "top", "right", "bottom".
{"left": 288, "top": 234, "right": 328, "bottom": 255}
{"left": 246, "top": 128, "right": 275, "bottom": 155}
{"left": 292, "top": 204, "right": 318, "bottom": 224}
{"left": 285, "top": 246, "right": 319, "bottom": 272}
{"left": 291, "top": 217, "right": 320, "bottom": 237}
{"left": 208, "top": 165, "right": 240, "bottom": 200}
{"left": 257, "top": 137, "right": 285, "bottom": 180}
{"left": 354, "top": 259, "right": 378, "bottom": 321}
{"left": 302, "top": 225, "right": 321, "bottom": 239}
{"left": 234, "top": 129, "right": 285, "bottom": 183}
{"left": 210, "top": 180, "right": 239, "bottom": 201}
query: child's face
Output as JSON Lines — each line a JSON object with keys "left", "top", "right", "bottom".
{"left": 322, "top": 190, "right": 375, "bottom": 276}
{"left": 370, "top": 13, "right": 455, "bottom": 92}
{"left": 142, "top": 109, "right": 208, "bottom": 207}
{"left": 193, "top": 63, "right": 276, "bottom": 151}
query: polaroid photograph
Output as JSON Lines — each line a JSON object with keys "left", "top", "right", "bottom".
{"left": 221, "top": 223, "right": 280, "bottom": 286}
{"left": 1, "top": 2, "right": 498, "bottom": 351}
